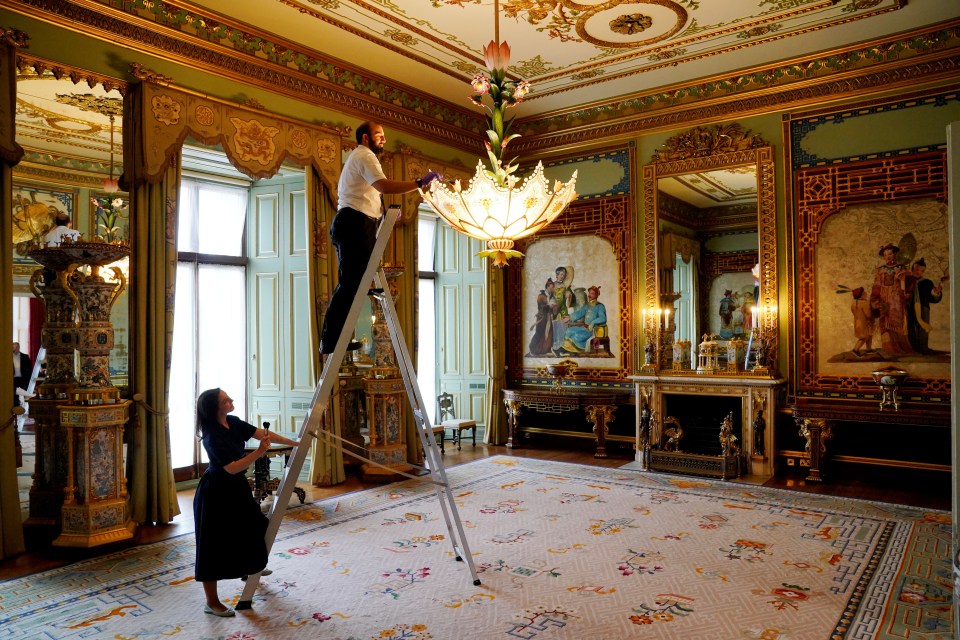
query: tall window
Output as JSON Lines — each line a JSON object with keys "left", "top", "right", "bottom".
{"left": 168, "top": 179, "right": 248, "bottom": 473}
{"left": 674, "top": 251, "right": 697, "bottom": 346}
{"left": 417, "top": 213, "right": 438, "bottom": 417}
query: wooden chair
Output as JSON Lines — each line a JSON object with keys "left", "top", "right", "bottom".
{"left": 437, "top": 392, "right": 477, "bottom": 450}
{"left": 431, "top": 424, "right": 445, "bottom": 455}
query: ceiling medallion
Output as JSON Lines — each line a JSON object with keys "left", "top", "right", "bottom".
{"left": 578, "top": 0, "right": 687, "bottom": 48}
{"left": 610, "top": 13, "right": 653, "bottom": 36}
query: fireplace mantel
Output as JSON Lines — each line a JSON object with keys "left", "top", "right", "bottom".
{"left": 629, "top": 374, "right": 786, "bottom": 479}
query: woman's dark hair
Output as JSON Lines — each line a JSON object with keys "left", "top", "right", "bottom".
{"left": 196, "top": 387, "right": 221, "bottom": 437}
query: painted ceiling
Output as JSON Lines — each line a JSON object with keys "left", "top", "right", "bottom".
{"left": 188, "top": 0, "right": 954, "bottom": 117}
{"left": 15, "top": 68, "right": 123, "bottom": 171}
{"left": 659, "top": 166, "right": 758, "bottom": 209}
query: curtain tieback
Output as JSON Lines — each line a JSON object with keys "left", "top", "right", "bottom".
{"left": 132, "top": 393, "right": 168, "bottom": 416}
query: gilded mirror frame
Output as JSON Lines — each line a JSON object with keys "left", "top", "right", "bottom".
{"left": 642, "top": 125, "right": 777, "bottom": 368}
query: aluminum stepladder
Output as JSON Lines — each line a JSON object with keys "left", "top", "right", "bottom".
{"left": 236, "top": 206, "right": 480, "bottom": 609}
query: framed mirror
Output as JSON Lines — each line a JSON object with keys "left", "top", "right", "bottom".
{"left": 12, "top": 55, "right": 130, "bottom": 388}
{"left": 642, "top": 124, "right": 777, "bottom": 372}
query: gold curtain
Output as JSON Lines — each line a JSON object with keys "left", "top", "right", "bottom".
{"left": 124, "top": 83, "right": 181, "bottom": 524}
{"left": 306, "top": 167, "right": 344, "bottom": 486}
{"left": 0, "top": 28, "right": 27, "bottom": 559}
{"left": 391, "top": 219, "right": 422, "bottom": 464}
{"left": 484, "top": 265, "right": 508, "bottom": 444}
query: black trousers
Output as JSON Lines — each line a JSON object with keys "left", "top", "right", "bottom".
{"left": 319, "top": 207, "right": 379, "bottom": 353}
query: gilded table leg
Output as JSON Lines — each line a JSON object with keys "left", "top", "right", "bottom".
{"left": 504, "top": 399, "right": 522, "bottom": 448}
{"left": 796, "top": 417, "right": 832, "bottom": 482}
{"left": 585, "top": 404, "right": 616, "bottom": 458}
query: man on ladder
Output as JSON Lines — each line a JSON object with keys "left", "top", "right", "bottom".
{"left": 318, "top": 121, "right": 440, "bottom": 355}
{"left": 236, "top": 123, "right": 476, "bottom": 610}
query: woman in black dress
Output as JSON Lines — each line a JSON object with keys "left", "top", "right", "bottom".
{"left": 194, "top": 388, "right": 299, "bottom": 616}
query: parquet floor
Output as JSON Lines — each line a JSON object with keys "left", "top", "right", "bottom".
{"left": 2, "top": 438, "right": 950, "bottom": 583}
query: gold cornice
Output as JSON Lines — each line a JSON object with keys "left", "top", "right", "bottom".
{"left": 515, "top": 52, "right": 960, "bottom": 155}
{"left": 524, "top": 17, "right": 960, "bottom": 120}
{"left": 16, "top": 51, "right": 128, "bottom": 95}
{"left": 13, "top": 162, "right": 104, "bottom": 188}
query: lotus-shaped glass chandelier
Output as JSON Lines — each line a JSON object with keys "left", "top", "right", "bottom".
{"left": 419, "top": 0, "right": 577, "bottom": 267}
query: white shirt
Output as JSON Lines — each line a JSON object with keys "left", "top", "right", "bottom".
{"left": 337, "top": 145, "right": 387, "bottom": 218}
{"left": 13, "top": 353, "right": 22, "bottom": 377}
{"left": 45, "top": 225, "right": 81, "bottom": 246}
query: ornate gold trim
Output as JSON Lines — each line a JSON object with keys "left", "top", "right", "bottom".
{"left": 517, "top": 58, "right": 960, "bottom": 155}
{"left": 1, "top": 26, "right": 29, "bottom": 47}
{"left": 651, "top": 124, "right": 766, "bottom": 163}
{"left": 129, "top": 63, "right": 173, "bottom": 86}
{"left": 16, "top": 52, "right": 128, "bottom": 95}
{"left": 14, "top": 162, "right": 106, "bottom": 188}
{"left": 643, "top": 140, "right": 777, "bottom": 373}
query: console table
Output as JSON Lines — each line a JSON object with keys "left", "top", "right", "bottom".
{"left": 791, "top": 398, "right": 950, "bottom": 483}
{"left": 502, "top": 387, "right": 631, "bottom": 458}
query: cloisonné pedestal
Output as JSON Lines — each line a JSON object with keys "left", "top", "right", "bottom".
{"left": 53, "top": 400, "right": 135, "bottom": 547}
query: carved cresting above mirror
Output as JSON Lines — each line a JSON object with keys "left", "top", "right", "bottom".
{"left": 642, "top": 124, "right": 777, "bottom": 375}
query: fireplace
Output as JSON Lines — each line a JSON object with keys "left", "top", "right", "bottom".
{"left": 663, "top": 394, "right": 742, "bottom": 457}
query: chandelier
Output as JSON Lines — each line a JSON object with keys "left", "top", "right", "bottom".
{"left": 419, "top": 0, "right": 577, "bottom": 267}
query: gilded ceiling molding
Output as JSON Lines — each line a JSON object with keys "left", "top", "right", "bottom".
{"left": 274, "top": 0, "right": 483, "bottom": 82}
{"left": 17, "top": 52, "right": 128, "bottom": 95}
{"left": 0, "top": 0, "right": 486, "bottom": 153}
{"left": 518, "top": 21, "right": 960, "bottom": 145}
{"left": 14, "top": 162, "right": 108, "bottom": 188}
{"left": 515, "top": 52, "right": 960, "bottom": 155}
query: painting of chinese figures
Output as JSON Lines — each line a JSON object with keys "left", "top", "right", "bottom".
{"left": 710, "top": 273, "right": 757, "bottom": 339}
{"left": 522, "top": 235, "right": 619, "bottom": 367}
{"left": 815, "top": 197, "right": 949, "bottom": 378}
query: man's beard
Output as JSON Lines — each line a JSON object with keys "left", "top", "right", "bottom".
{"left": 367, "top": 140, "right": 384, "bottom": 156}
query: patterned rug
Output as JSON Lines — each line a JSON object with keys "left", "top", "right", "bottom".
{"left": 0, "top": 456, "right": 952, "bottom": 639}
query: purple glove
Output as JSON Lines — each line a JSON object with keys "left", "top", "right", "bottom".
{"left": 418, "top": 170, "right": 442, "bottom": 190}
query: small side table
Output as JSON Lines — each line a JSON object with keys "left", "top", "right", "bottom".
{"left": 245, "top": 444, "right": 306, "bottom": 504}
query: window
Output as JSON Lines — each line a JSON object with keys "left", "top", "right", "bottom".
{"left": 168, "top": 179, "right": 249, "bottom": 473}
{"left": 674, "top": 250, "right": 697, "bottom": 346}
{"left": 417, "top": 213, "right": 438, "bottom": 417}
